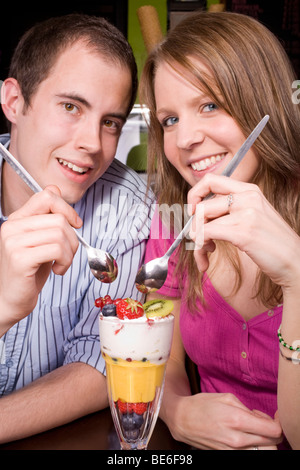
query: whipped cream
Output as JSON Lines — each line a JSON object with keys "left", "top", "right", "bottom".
{"left": 99, "top": 314, "right": 174, "bottom": 364}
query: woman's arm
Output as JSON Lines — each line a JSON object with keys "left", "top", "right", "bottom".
{"left": 278, "top": 278, "right": 300, "bottom": 449}
{"left": 187, "top": 173, "right": 300, "bottom": 448}
{"left": 148, "top": 293, "right": 281, "bottom": 449}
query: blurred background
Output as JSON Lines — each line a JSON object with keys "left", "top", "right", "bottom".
{"left": 0, "top": 0, "right": 299, "bottom": 170}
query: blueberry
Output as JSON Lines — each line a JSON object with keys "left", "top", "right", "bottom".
{"left": 123, "top": 428, "right": 140, "bottom": 441}
{"left": 102, "top": 304, "right": 117, "bottom": 317}
{"left": 121, "top": 412, "right": 144, "bottom": 431}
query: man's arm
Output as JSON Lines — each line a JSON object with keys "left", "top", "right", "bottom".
{"left": 0, "top": 362, "right": 108, "bottom": 444}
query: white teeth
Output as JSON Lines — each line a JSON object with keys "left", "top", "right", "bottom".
{"left": 58, "top": 158, "right": 88, "bottom": 174}
{"left": 191, "top": 153, "right": 226, "bottom": 171}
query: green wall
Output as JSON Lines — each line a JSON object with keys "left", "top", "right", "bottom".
{"left": 206, "top": 0, "right": 221, "bottom": 6}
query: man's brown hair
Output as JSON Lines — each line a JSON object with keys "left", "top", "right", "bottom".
{"left": 9, "top": 13, "right": 137, "bottom": 115}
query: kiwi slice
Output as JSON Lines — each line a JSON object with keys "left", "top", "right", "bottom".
{"left": 143, "top": 299, "right": 174, "bottom": 318}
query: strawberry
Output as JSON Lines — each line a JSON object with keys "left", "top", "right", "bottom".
{"left": 117, "top": 400, "right": 148, "bottom": 415}
{"left": 116, "top": 298, "right": 144, "bottom": 320}
{"left": 117, "top": 400, "right": 133, "bottom": 414}
{"left": 132, "top": 402, "right": 148, "bottom": 415}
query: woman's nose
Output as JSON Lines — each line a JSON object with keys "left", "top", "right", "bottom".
{"left": 176, "top": 118, "right": 205, "bottom": 150}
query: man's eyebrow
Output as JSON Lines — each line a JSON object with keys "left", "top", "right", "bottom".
{"left": 55, "top": 93, "right": 127, "bottom": 122}
{"left": 108, "top": 112, "right": 127, "bottom": 124}
{"left": 55, "top": 93, "right": 91, "bottom": 108}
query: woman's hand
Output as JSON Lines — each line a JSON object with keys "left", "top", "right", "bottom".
{"left": 187, "top": 174, "right": 300, "bottom": 291}
{"left": 0, "top": 186, "right": 82, "bottom": 334}
{"left": 167, "top": 392, "right": 282, "bottom": 450}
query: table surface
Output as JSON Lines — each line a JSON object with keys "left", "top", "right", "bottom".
{"left": 0, "top": 407, "right": 189, "bottom": 451}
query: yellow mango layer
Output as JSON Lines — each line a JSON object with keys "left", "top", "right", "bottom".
{"left": 104, "top": 354, "right": 166, "bottom": 403}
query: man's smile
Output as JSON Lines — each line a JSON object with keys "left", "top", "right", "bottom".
{"left": 57, "top": 158, "right": 90, "bottom": 175}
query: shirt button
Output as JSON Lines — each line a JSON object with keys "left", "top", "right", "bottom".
{"left": 242, "top": 323, "right": 247, "bottom": 330}
{"left": 241, "top": 351, "right": 247, "bottom": 359}
{"left": 267, "top": 309, "right": 274, "bottom": 317}
{"left": 5, "top": 358, "right": 14, "bottom": 368}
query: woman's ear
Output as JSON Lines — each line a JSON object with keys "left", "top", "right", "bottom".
{"left": 1, "top": 78, "right": 24, "bottom": 125}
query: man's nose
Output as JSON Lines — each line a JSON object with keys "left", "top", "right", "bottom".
{"left": 74, "top": 117, "right": 102, "bottom": 154}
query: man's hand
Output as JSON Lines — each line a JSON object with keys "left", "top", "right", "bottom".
{"left": 0, "top": 186, "right": 82, "bottom": 335}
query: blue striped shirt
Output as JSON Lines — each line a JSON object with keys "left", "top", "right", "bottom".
{"left": 0, "top": 134, "right": 154, "bottom": 396}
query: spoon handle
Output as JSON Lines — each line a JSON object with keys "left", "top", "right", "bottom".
{"left": 164, "top": 192, "right": 214, "bottom": 259}
{"left": 0, "top": 142, "right": 42, "bottom": 193}
{"left": 0, "top": 142, "right": 86, "bottom": 246}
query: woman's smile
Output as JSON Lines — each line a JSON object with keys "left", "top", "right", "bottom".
{"left": 190, "top": 152, "right": 227, "bottom": 172}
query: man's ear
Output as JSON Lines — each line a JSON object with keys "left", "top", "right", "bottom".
{"left": 1, "top": 78, "right": 24, "bottom": 125}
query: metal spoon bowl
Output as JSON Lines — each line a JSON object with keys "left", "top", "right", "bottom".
{"left": 135, "top": 115, "right": 269, "bottom": 294}
{"left": 0, "top": 143, "right": 118, "bottom": 284}
{"left": 135, "top": 256, "right": 168, "bottom": 294}
{"left": 135, "top": 207, "right": 195, "bottom": 294}
{"left": 77, "top": 232, "right": 118, "bottom": 283}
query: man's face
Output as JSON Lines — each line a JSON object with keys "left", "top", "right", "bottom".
{"left": 9, "top": 42, "right": 132, "bottom": 204}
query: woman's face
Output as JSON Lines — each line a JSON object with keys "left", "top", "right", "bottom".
{"left": 154, "top": 61, "right": 260, "bottom": 187}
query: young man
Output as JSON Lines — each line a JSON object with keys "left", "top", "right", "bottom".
{"left": 0, "top": 14, "right": 153, "bottom": 443}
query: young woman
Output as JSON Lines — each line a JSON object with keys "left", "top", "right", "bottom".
{"left": 140, "top": 11, "right": 300, "bottom": 450}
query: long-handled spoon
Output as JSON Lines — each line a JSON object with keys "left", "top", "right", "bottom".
{"left": 135, "top": 115, "right": 270, "bottom": 293}
{"left": 0, "top": 143, "right": 118, "bottom": 283}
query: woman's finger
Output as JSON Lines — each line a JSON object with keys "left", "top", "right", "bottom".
{"left": 188, "top": 173, "right": 259, "bottom": 210}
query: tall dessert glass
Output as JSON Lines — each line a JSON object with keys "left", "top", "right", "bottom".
{"left": 99, "top": 308, "right": 174, "bottom": 450}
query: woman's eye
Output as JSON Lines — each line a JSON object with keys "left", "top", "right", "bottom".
{"left": 162, "top": 116, "right": 178, "bottom": 127}
{"left": 63, "top": 103, "right": 79, "bottom": 114}
{"left": 202, "top": 103, "right": 218, "bottom": 113}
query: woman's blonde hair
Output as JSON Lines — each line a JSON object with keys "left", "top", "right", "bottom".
{"left": 140, "top": 11, "right": 300, "bottom": 309}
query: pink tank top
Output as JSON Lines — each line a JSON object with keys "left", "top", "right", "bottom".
{"left": 144, "top": 227, "right": 282, "bottom": 420}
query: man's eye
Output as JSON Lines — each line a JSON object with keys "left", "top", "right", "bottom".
{"left": 104, "top": 120, "right": 115, "bottom": 128}
{"left": 63, "top": 103, "right": 78, "bottom": 114}
{"left": 103, "top": 120, "right": 121, "bottom": 131}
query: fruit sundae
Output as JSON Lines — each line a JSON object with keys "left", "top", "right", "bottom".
{"left": 97, "top": 295, "right": 174, "bottom": 449}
